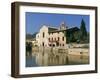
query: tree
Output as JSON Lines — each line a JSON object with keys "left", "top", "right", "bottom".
{"left": 80, "top": 19, "right": 87, "bottom": 43}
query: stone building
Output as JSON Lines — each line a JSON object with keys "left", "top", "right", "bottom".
{"left": 36, "top": 22, "right": 80, "bottom": 47}
{"left": 36, "top": 22, "right": 66, "bottom": 47}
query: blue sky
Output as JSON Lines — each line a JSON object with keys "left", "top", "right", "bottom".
{"left": 26, "top": 12, "right": 90, "bottom": 34}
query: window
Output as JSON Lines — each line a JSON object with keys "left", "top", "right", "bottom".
{"left": 43, "top": 32, "right": 45, "bottom": 38}
{"left": 42, "top": 42, "right": 44, "bottom": 46}
{"left": 48, "top": 38, "right": 50, "bottom": 41}
{"left": 56, "top": 42, "right": 59, "bottom": 46}
{"left": 52, "top": 37, "right": 53, "bottom": 41}
{"left": 53, "top": 44, "right": 55, "bottom": 47}
{"left": 62, "top": 37, "right": 64, "bottom": 41}
{"left": 55, "top": 38, "right": 56, "bottom": 41}
{"left": 58, "top": 37, "right": 60, "bottom": 41}
{"left": 49, "top": 44, "right": 51, "bottom": 47}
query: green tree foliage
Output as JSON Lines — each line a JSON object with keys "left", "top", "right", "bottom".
{"left": 65, "top": 27, "right": 80, "bottom": 43}
{"left": 26, "top": 42, "right": 32, "bottom": 51}
{"left": 65, "top": 19, "right": 89, "bottom": 43}
{"left": 79, "top": 19, "right": 87, "bottom": 43}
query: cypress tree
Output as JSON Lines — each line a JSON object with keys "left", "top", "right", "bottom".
{"left": 80, "top": 19, "right": 87, "bottom": 42}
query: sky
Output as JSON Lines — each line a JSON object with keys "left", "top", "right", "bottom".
{"left": 26, "top": 12, "right": 90, "bottom": 34}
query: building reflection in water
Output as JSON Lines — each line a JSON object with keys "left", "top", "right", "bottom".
{"left": 26, "top": 50, "right": 89, "bottom": 67}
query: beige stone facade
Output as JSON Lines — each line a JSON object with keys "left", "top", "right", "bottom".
{"left": 36, "top": 22, "right": 67, "bottom": 47}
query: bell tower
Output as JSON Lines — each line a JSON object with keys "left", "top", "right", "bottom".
{"left": 60, "top": 21, "right": 67, "bottom": 30}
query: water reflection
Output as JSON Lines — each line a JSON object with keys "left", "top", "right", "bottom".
{"left": 26, "top": 50, "right": 89, "bottom": 67}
